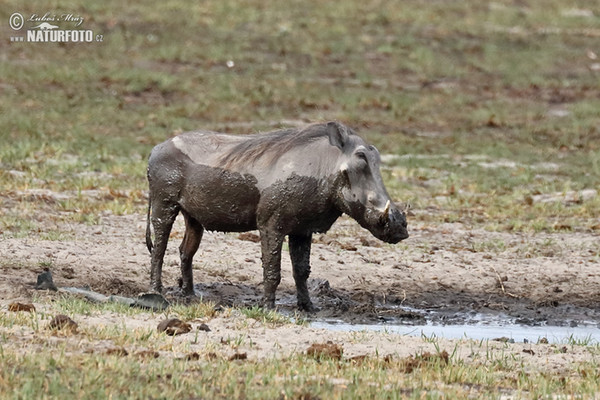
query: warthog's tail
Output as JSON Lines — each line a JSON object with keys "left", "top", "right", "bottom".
{"left": 146, "top": 195, "right": 153, "bottom": 254}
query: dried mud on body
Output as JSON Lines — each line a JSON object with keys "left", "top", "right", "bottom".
{"left": 1, "top": 206, "right": 599, "bottom": 329}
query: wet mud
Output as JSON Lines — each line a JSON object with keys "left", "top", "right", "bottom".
{"left": 1, "top": 212, "right": 599, "bottom": 334}
{"left": 164, "top": 276, "right": 600, "bottom": 329}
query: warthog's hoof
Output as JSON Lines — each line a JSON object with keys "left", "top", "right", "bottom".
{"left": 298, "top": 301, "right": 319, "bottom": 313}
{"left": 150, "top": 283, "right": 163, "bottom": 294}
{"left": 261, "top": 298, "right": 276, "bottom": 310}
{"left": 181, "top": 288, "right": 196, "bottom": 298}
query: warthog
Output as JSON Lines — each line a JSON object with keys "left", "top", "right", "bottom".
{"left": 146, "top": 121, "right": 408, "bottom": 310}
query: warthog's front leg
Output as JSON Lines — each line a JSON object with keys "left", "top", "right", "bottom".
{"left": 150, "top": 202, "right": 179, "bottom": 293}
{"left": 289, "top": 233, "right": 316, "bottom": 312}
{"left": 259, "top": 230, "right": 284, "bottom": 309}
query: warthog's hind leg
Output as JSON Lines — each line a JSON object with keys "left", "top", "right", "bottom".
{"left": 179, "top": 212, "right": 204, "bottom": 296}
{"left": 289, "top": 233, "right": 316, "bottom": 312}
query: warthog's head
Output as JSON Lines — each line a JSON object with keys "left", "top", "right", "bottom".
{"left": 328, "top": 122, "right": 409, "bottom": 244}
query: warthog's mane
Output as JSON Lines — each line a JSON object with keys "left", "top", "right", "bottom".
{"left": 218, "top": 123, "right": 348, "bottom": 169}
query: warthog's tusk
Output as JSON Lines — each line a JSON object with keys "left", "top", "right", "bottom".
{"left": 383, "top": 200, "right": 391, "bottom": 220}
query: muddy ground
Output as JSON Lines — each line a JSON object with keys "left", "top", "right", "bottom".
{"left": 2, "top": 200, "right": 599, "bottom": 329}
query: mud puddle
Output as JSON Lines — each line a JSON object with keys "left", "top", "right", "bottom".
{"left": 184, "top": 278, "right": 600, "bottom": 345}
{"left": 311, "top": 308, "right": 600, "bottom": 344}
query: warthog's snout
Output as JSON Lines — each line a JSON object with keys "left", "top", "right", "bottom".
{"left": 373, "top": 201, "right": 408, "bottom": 244}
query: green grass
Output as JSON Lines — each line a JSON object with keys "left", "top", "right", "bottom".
{"left": 52, "top": 294, "right": 148, "bottom": 317}
{"left": 240, "top": 305, "right": 291, "bottom": 326}
{"left": 1, "top": 337, "right": 600, "bottom": 399}
{"left": 1, "top": 0, "right": 599, "bottom": 234}
{"left": 3, "top": 296, "right": 600, "bottom": 398}
{"left": 170, "top": 301, "right": 218, "bottom": 321}
{"left": 1, "top": 0, "right": 600, "bottom": 397}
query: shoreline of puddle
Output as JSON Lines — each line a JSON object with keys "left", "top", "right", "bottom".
{"left": 308, "top": 305, "right": 600, "bottom": 344}
{"left": 311, "top": 319, "right": 600, "bottom": 344}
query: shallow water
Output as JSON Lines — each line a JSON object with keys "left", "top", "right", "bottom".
{"left": 312, "top": 319, "right": 600, "bottom": 344}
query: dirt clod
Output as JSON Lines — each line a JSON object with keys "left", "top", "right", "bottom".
{"left": 339, "top": 242, "right": 357, "bottom": 251}
{"left": 62, "top": 267, "right": 76, "bottom": 280}
{"left": 47, "top": 315, "right": 78, "bottom": 332}
{"left": 135, "top": 350, "right": 160, "bottom": 359}
{"left": 359, "top": 236, "right": 381, "bottom": 247}
{"left": 229, "top": 352, "right": 248, "bottom": 361}
{"left": 157, "top": 318, "right": 192, "bottom": 336}
{"left": 238, "top": 232, "right": 260, "bottom": 243}
{"left": 400, "top": 351, "right": 449, "bottom": 373}
{"left": 306, "top": 342, "right": 343, "bottom": 360}
{"left": 106, "top": 347, "right": 129, "bottom": 357}
{"left": 8, "top": 302, "right": 35, "bottom": 312}
{"left": 349, "top": 354, "right": 369, "bottom": 363}
{"left": 185, "top": 352, "right": 200, "bottom": 361}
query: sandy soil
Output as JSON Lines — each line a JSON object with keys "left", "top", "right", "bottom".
{"left": 1, "top": 201, "right": 599, "bottom": 369}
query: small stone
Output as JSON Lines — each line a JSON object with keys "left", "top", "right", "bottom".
{"left": 198, "top": 323, "right": 211, "bottom": 332}
{"left": 7, "top": 170, "right": 27, "bottom": 178}
{"left": 493, "top": 337, "right": 514, "bottom": 343}
{"left": 134, "top": 293, "right": 170, "bottom": 311}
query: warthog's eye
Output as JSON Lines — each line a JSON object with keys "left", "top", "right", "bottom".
{"left": 355, "top": 151, "right": 368, "bottom": 162}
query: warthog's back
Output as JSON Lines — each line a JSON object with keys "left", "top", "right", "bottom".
{"left": 147, "top": 124, "right": 343, "bottom": 232}
{"left": 149, "top": 125, "right": 344, "bottom": 191}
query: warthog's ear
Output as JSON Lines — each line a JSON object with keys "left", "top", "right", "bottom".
{"left": 327, "top": 121, "right": 349, "bottom": 150}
